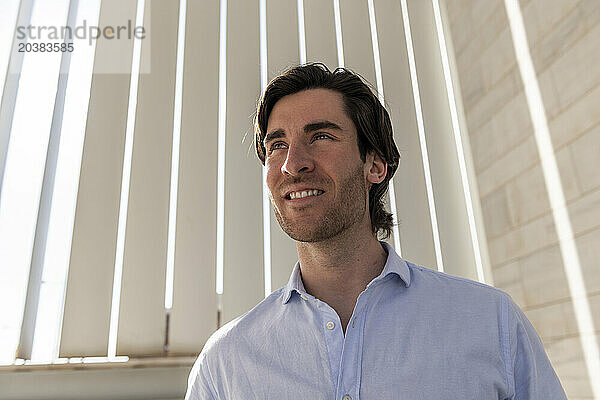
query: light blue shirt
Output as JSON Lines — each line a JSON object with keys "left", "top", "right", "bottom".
{"left": 185, "top": 242, "right": 566, "bottom": 399}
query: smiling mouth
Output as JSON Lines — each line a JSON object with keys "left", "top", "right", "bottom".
{"left": 285, "top": 189, "right": 325, "bottom": 200}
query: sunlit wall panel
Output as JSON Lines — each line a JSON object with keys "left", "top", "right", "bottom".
{"left": 303, "top": 0, "right": 337, "bottom": 70}
{"left": 374, "top": 0, "right": 437, "bottom": 268}
{"left": 168, "top": 0, "right": 220, "bottom": 356}
{"left": 116, "top": 0, "right": 179, "bottom": 357}
{"left": 59, "top": 0, "right": 139, "bottom": 357}
{"left": 221, "top": 0, "right": 264, "bottom": 325}
{"left": 265, "top": 0, "right": 301, "bottom": 293}
{"left": 405, "top": 0, "right": 478, "bottom": 280}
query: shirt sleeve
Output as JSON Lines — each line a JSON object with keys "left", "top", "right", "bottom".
{"left": 507, "top": 296, "right": 567, "bottom": 400}
{"left": 184, "top": 353, "right": 218, "bottom": 400}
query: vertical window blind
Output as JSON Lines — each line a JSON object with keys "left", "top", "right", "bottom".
{"left": 1, "top": 0, "right": 492, "bottom": 364}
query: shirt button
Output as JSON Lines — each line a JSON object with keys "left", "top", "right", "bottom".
{"left": 300, "top": 294, "right": 308, "bottom": 301}
{"left": 326, "top": 321, "right": 335, "bottom": 330}
{"left": 342, "top": 395, "right": 352, "bottom": 400}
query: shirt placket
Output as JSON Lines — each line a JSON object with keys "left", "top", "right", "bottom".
{"left": 315, "top": 299, "right": 344, "bottom": 395}
{"left": 334, "top": 290, "right": 370, "bottom": 400}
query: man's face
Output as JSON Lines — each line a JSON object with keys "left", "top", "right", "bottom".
{"left": 264, "top": 88, "right": 371, "bottom": 242}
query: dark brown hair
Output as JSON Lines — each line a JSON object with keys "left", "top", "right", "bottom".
{"left": 254, "top": 63, "right": 400, "bottom": 239}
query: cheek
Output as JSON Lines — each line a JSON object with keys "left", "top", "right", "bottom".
{"left": 265, "top": 162, "right": 280, "bottom": 191}
{"left": 318, "top": 151, "right": 357, "bottom": 176}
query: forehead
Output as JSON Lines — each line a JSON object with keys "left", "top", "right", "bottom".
{"left": 267, "top": 88, "right": 351, "bottom": 130}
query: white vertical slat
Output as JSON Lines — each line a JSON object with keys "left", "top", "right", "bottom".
{"left": 266, "top": 0, "right": 301, "bottom": 292}
{"left": 338, "top": 0, "right": 376, "bottom": 85}
{"left": 221, "top": 0, "right": 264, "bottom": 324}
{"left": 18, "top": 0, "right": 80, "bottom": 361}
{"left": 303, "top": 0, "right": 337, "bottom": 69}
{"left": 168, "top": 0, "right": 219, "bottom": 355}
{"left": 60, "top": 0, "right": 139, "bottom": 357}
{"left": 0, "top": 0, "right": 22, "bottom": 108}
{"left": 267, "top": 0, "right": 299, "bottom": 78}
{"left": 435, "top": 0, "right": 491, "bottom": 283}
{"left": 374, "top": 0, "right": 437, "bottom": 268}
{"left": 405, "top": 0, "right": 478, "bottom": 279}
{"left": 338, "top": 0, "right": 401, "bottom": 250}
{"left": 0, "top": 0, "right": 34, "bottom": 198}
{"left": 116, "top": 0, "right": 180, "bottom": 356}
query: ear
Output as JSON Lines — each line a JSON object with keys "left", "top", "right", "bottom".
{"left": 365, "top": 151, "right": 387, "bottom": 185}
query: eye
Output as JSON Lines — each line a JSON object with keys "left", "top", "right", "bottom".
{"left": 312, "top": 133, "right": 332, "bottom": 141}
{"left": 268, "top": 141, "right": 287, "bottom": 154}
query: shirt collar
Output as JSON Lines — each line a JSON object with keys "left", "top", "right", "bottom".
{"left": 282, "top": 241, "right": 411, "bottom": 304}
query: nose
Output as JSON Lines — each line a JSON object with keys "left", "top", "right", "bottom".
{"left": 281, "top": 141, "right": 314, "bottom": 176}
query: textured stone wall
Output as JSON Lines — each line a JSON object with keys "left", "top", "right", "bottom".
{"left": 445, "top": 0, "right": 600, "bottom": 397}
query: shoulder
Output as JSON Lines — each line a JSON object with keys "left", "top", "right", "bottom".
{"left": 405, "top": 261, "right": 511, "bottom": 305}
{"left": 400, "top": 261, "right": 521, "bottom": 339}
{"left": 403, "top": 262, "right": 528, "bottom": 390}
{"left": 185, "top": 287, "right": 288, "bottom": 398}
{"left": 198, "top": 286, "right": 288, "bottom": 361}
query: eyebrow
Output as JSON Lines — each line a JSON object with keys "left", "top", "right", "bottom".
{"left": 303, "top": 121, "right": 342, "bottom": 133}
{"left": 263, "top": 120, "right": 343, "bottom": 147}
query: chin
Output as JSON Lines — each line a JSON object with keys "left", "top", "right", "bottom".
{"left": 286, "top": 231, "right": 328, "bottom": 243}
{"left": 283, "top": 219, "right": 347, "bottom": 242}
{"left": 281, "top": 225, "right": 318, "bottom": 242}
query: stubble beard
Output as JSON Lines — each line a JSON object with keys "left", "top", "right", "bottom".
{"left": 271, "top": 164, "right": 368, "bottom": 243}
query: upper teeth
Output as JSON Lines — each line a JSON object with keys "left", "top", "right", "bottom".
{"left": 289, "top": 189, "right": 324, "bottom": 199}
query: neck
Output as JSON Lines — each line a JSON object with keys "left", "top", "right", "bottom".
{"left": 296, "top": 221, "right": 388, "bottom": 333}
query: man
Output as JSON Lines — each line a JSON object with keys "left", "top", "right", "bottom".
{"left": 185, "top": 64, "right": 566, "bottom": 399}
